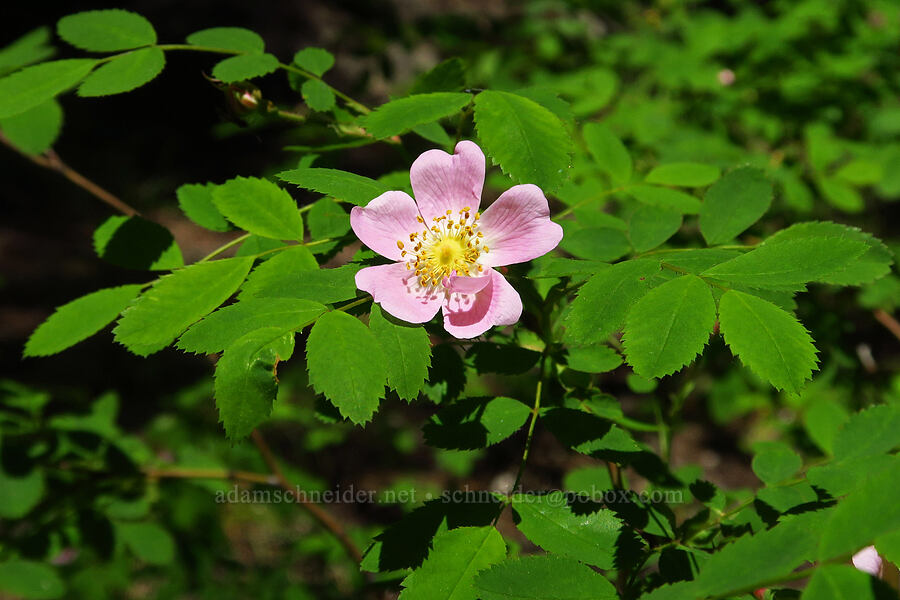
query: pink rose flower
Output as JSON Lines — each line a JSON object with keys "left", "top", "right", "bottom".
{"left": 350, "top": 141, "right": 563, "bottom": 339}
{"left": 852, "top": 545, "right": 883, "bottom": 578}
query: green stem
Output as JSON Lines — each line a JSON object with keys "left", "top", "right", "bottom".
{"left": 336, "top": 296, "right": 372, "bottom": 313}
{"left": 660, "top": 262, "right": 730, "bottom": 292}
{"left": 198, "top": 233, "right": 251, "bottom": 263}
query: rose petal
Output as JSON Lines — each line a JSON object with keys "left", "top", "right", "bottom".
{"left": 852, "top": 546, "right": 883, "bottom": 577}
{"left": 410, "top": 140, "right": 485, "bottom": 222}
{"left": 355, "top": 263, "right": 442, "bottom": 323}
{"left": 443, "top": 272, "right": 492, "bottom": 295}
{"left": 441, "top": 268, "right": 522, "bottom": 338}
{"left": 478, "top": 184, "right": 564, "bottom": 267}
{"left": 350, "top": 191, "right": 421, "bottom": 261}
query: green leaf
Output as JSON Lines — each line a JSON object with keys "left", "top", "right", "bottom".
{"left": 818, "top": 177, "right": 864, "bottom": 212}
{"left": 211, "top": 176, "right": 303, "bottom": 241}
{"left": 57, "top": 10, "right": 156, "bottom": 52}
{"left": 113, "top": 257, "right": 253, "bottom": 356}
{"left": 212, "top": 53, "right": 278, "bottom": 83}
{"left": 0, "top": 468, "right": 44, "bottom": 518}
{"left": 368, "top": 304, "right": 432, "bottom": 401}
{"left": 93, "top": 215, "right": 184, "bottom": 270}
{"left": 803, "top": 397, "right": 849, "bottom": 455}
{"left": 474, "top": 89, "right": 573, "bottom": 192}
{"left": 0, "top": 99, "right": 61, "bottom": 154}
{"left": 645, "top": 162, "right": 720, "bottom": 187}
{"left": 628, "top": 205, "right": 682, "bottom": 252}
{"left": 277, "top": 167, "right": 390, "bottom": 206}
{"left": 0, "top": 59, "right": 97, "bottom": 119}
{"left": 399, "top": 526, "right": 506, "bottom": 600}
{"left": 293, "top": 47, "right": 334, "bottom": 76}
{"left": 802, "top": 564, "right": 894, "bottom": 600}
{"left": 583, "top": 122, "right": 632, "bottom": 184}
{"left": 718, "top": 290, "right": 819, "bottom": 394}
{"left": 835, "top": 159, "right": 883, "bottom": 185}
{"left": 623, "top": 275, "right": 715, "bottom": 378}
{"left": 0, "top": 560, "right": 64, "bottom": 599}
{"left": 563, "top": 259, "right": 660, "bottom": 346}
{"left": 0, "top": 28, "right": 55, "bottom": 77}
{"left": 176, "top": 183, "right": 230, "bottom": 232}
{"left": 565, "top": 344, "right": 622, "bottom": 373}
{"left": 362, "top": 92, "right": 472, "bottom": 139}
{"left": 412, "top": 121, "right": 452, "bottom": 146}
{"left": 699, "top": 167, "right": 773, "bottom": 244}
{"left": 243, "top": 259, "right": 358, "bottom": 304}
{"left": 528, "top": 257, "right": 609, "bottom": 279}
{"left": 511, "top": 492, "right": 620, "bottom": 569}
{"left": 559, "top": 227, "right": 630, "bottom": 261}
{"left": 77, "top": 47, "right": 165, "bottom": 97}
{"left": 186, "top": 27, "right": 264, "bottom": 53}
{"left": 818, "top": 458, "right": 900, "bottom": 561}
{"left": 751, "top": 441, "right": 802, "bottom": 484}
{"left": 701, "top": 238, "right": 869, "bottom": 289}
{"left": 831, "top": 403, "right": 900, "bottom": 461}
{"left": 474, "top": 555, "right": 617, "bottom": 600}
{"left": 177, "top": 297, "right": 326, "bottom": 354}
{"left": 423, "top": 396, "right": 531, "bottom": 450}
{"left": 626, "top": 184, "right": 701, "bottom": 214}
{"left": 301, "top": 79, "right": 335, "bottom": 112}
{"left": 117, "top": 521, "right": 175, "bottom": 565}
{"left": 239, "top": 245, "right": 316, "bottom": 291}
{"left": 215, "top": 327, "right": 291, "bottom": 439}
{"left": 307, "top": 198, "right": 349, "bottom": 239}
{"left": 306, "top": 311, "right": 387, "bottom": 424}
{"left": 763, "top": 221, "right": 893, "bottom": 286}
{"left": 408, "top": 58, "right": 466, "bottom": 94}
{"left": 24, "top": 285, "right": 142, "bottom": 357}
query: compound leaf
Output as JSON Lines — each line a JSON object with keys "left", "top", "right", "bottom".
{"left": 474, "top": 555, "right": 618, "bottom": 600}
{"left": 77, "top": 47, "right": 165, "bottom": 97}
{"left": 57, "top": 10, "right": 156, "bottom": 52}
{"left": 0, "top": 59, "right": 97, "bottom": 119}
{"left": 368, "top": 304, "right": 431, "bottom": 401}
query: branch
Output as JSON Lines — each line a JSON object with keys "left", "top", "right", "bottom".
{"left": 1, "top": 132, "right": 139, "bottom": 216}
{"left": 874, "top": 309, "right": 900, "bottom": 343}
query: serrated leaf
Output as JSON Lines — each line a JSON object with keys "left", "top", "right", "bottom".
{"left": 751, "top": 441, "right": 802, "bottom": 484}
{"left": 186, "top": 27, "right": 264, "bottom": 53}
{"left": 528, "top": 257, "right": 609, "bottom": 279}
{"left": 176, "top": 183, "right": 230, "bottom": 232}
{"left": 57, "top": 10, "right": 156, "bottom": 52}
{"left": 24, "top": 285, "right": 142, "bottom": 357}
{"left": 0, "top": 59, "right": 97, "bottom": 119}
{"left": 511, "top": 492, "right": 620, "bottom": 569}
{"left": 583, "top": 122, "right": 632, "bottom": 185}
{"left": 240, "top": 245, "right": 316, "bottom": 291}
{"left": 763, "top": 221, "right": 893, "bottom": 286}
{"left": 560, "top": 227, "right": 630, "bottom": 261}
{"left": 412, "top": 121, "right": 452, "bottom": 146}
{"left": 565, "top": 345, "right": 622, "bottom": 373}
{"left": 474, "top": 89, "right": 573, "bottom": 192}
{"left": 212, "top": 53, "right": 278, "bottom": 83}
{"left": 77, "top": 47, "right": 165, "bottom": 97}
{"left": 113, "top": 257, "right": 253, "bottom": 356}
{"left": 399, "top": 526, "right": 506, "bottom": 600}
{"left": 117, "top": 522, "right": 175, "bottom": 565}
{"left": 277, "top": 167, "right": 390, "bottom": 206}
{"left": 626, "top": 184, "right": 701, "bottom": 214}
{"left": 700, "top": 167, "right": 773, "bottom": 244}
{"left": 301, "top": 79, "right": 335, "bottom": 112}
{"left": 803, "top": 397, "right": 849, "bottom": 455}
{"left": 0, "top": 28, "right": 55, "bottom": 77}
{"left": 0, "top": 560, "right": 64, "bottom": 599}
{"left": 628, "top": 205, "right": 682, "bottom": 252}
{"left": 211, "top": 176, "right": 303, "bottom": 241}
{"left": 93, "top": 215, "right": 184, "bottom": 270}
{"left": 409, "top": 58, "right": 466, "bottom": 94}
{"left": 423, "top": 396, "right": 531, "bottom": 450}
{"left": 831, "top": 403, "right": 900, "bottom": 461}
{"left": 177, "top": 297, "right": 326, "bottom": 354}
{"left": 0, "top": 99, "right": 61, "bottom": 154}
{"left": 474, "top": 555, "right": 618, "bottom": 600}
{"left": 802, "top": 564, "right": 894, "bottom": 600}
{"left": 215, "top": 327, "right": 291, "bottom": 439}
{"left": 645, "top": 162, "right": 720, "bottom": 187}
{"left": 362, "top": 92, "right": 472, "bottom": 139}
{"left": 243, "top": 258, "right": 358, "bottom": 304}
{"left": 368, "top": 304, "right": 431, "bottom": 401}
{"left": 701, "top": 238, "right": 869, "bottom": 289}
{"left": 623, "top": 275, "right": 715, "bottom": 378}
{"left": 306, "top": 311, "right": 387, "bottom": 424}
{"left": 307, "top": 198, "right": 349, "bottom": 239}
{"left": 293, "top": 47, "right": 334, "bottom": 76}
{"left": 657, "top": 249, "right": 741, "bottom": 274}
{"left": 718, "top": 290, "right": 818, "bottom": 394}
{"left": 563, "top": 259, "right": 660, "bottom": 346}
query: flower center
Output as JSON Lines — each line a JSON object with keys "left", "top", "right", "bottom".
{"left": 397, "top": 207, "right": 490, "bottom": 288}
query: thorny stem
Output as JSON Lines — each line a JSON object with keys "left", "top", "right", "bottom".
{"left": 0, "top": 133, "right": 139, "bottom": 216}
{"left": 250, "top": 430, "right": 365, "bottom": 566}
